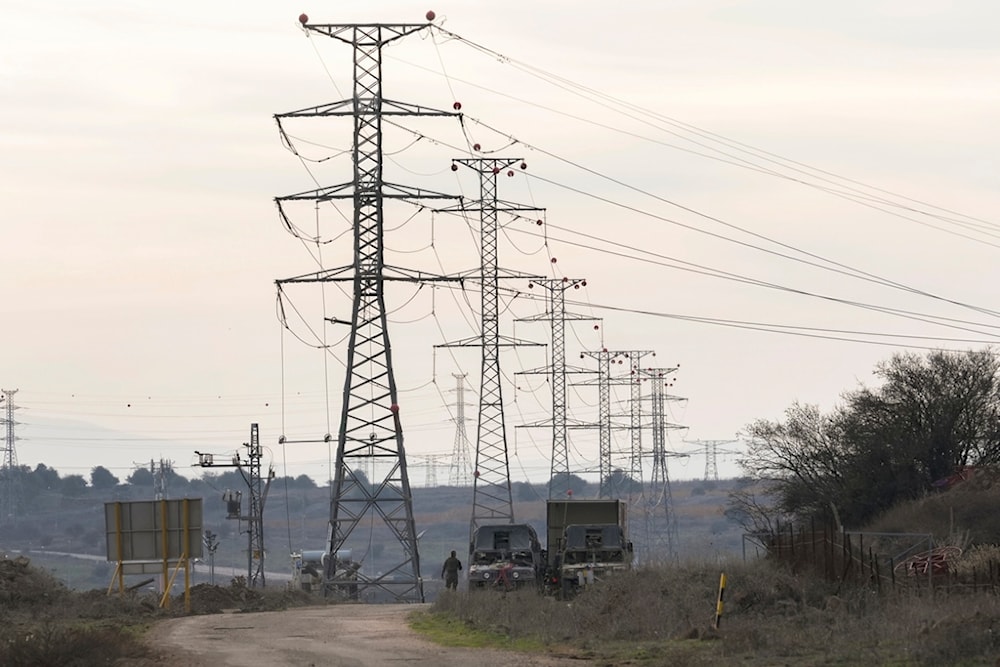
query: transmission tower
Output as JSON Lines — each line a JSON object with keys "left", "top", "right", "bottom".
{"left": 684, "top": 439, "right": 740, "bottom": 481}
{"left": 0, "top": 389, "right": 21, "bottom": 525}
{"left": 517, "top": 278, "right": 596, "bottom": 498}
{"left": 437, "top": 157, "right": 541, "bottom": 539}
{"left": 448, "top": 374, "right": 472, "bottom": 487}
{"left": 196, "top": 423, "right": 274, "bottom": 587}
{"left": 640, "top": 368, "right": 687, "bottom": 563}
{"left": 580, "top": 350, "right": 653, "bottom": 498}
{"left": 411, "top": 453, "right": 450, "bottom": 487}
{"left": 274, "top": 17, "right": 458, "bottom": 603}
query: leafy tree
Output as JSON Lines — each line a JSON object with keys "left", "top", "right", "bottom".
{"left": 549, "top": 472, "right": 590, "bottom": 497}
{"left": 61, "top": 474, "right": 88, "bottom": 496}
{"left": 90, "top": 466, "right": 119, "bottom": 490}
{"left": 603, "top": 468, "right": 643, "bottom": 497}
{"left": 735, "top": 349, "right": 1000, "bottom": 528}
{"left": 126, "top": 466, "right": 154, "bottom": 487}
{"left": 294, "top": 474, "right": 317, "bottom": 489}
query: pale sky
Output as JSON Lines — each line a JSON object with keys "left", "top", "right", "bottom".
{"left": 3, "top": 1, "right": 999, "bottom": 487}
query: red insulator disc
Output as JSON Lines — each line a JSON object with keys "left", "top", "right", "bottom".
{"left": 507, "top": 170, "right": 514, "bottom": 177}
{"left": 451, "top": 163, "right": 458, "bottom": 171}
{"left": 520, "top": 162, "right": 527, "bottom": 170}
{"left": 473, "top": 143, "right": 481, "bottom": 151}
{"left": 426, "top": 10, "right": 436, "bottom": 21}
{"left": 298, "top": 13, "right": 309, "bottom": 24}
{"left": 550, "top": 257, "right": 557, "bottom": 263}
{"left": 493, "top": 166, "right": 500, "bottom": 174}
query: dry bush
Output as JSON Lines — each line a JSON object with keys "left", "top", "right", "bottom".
{"left": 0, "top": 623, "right": 152, "bottom": 667}
{"left": 432, "top": 559, "right": 1000, "bottom": 664}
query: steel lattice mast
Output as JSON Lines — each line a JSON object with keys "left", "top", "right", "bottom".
{"left": 437, "top": 158, "right": 541, "bottom": 538}
{"left": 0, "top": 389, "right": 20, "bottom": 525}
{"left": 685, "top": 439, "right": 740, "bottom": 481}
{"left": 274, "top": 19, "right": 457, "bottom": 603}
{"left": 580, "top": 350, "right": 651, "bottom": 498}
{"left": 615, "top": 351, "right": 653, "bottom": 505}
{"left": 448, "top": 373, "right": 472, "bottom": 487}
{"left": 640, "top": 367, "right": 687, "bottom": 563}
{"left": 518, "top": 278, "right": 595, "bottom": 498}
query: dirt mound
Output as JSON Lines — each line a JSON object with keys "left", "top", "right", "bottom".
{"left": 0, "top": 554, "right": 68, "bottom": 607}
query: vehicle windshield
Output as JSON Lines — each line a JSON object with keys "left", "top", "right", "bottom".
{"left": 471, "top": 525, "right": 538, "bottom": 565}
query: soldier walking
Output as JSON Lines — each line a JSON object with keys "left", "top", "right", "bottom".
{"left": 441, "top": 550, "right": 463, "bottom": 590}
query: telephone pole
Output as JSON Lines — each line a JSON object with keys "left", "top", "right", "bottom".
{"left": 274, "top": 17, "right": 458, "bottom": 602}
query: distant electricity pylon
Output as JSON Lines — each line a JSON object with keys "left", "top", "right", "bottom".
{"left": 0, "top": 389, "right": 21, "bottom": 525}
{"left": 517, "top": 278, "right": 596, "bottom": 498}
{"left": 411, "top": 453, "right": 450, "bottom": 488}
{"left": 448, "top": 374, "right": 473, "bottom": 487}
{"left": 684, "top": 439, "right": 741, "bottom": 481}
{"left": 437, "top": 157, "right": 541, "bottom": 540}
{"left": 580, "top": 349, "right": 653, "bottom": 498}
{"left": 274, "top": 17, "right": 458, "bottom": 603}
{"left": 640, "top": 368, "right": 687, "bottom": 563}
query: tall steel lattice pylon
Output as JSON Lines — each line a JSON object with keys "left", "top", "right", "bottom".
{"left": 640, "top": 368, "right": 687, "bottom": 564}
{"left": 0, "top": 389, "right": 20, "bottom": 525}
{"left": 437, "top": 158, "right": 541, "bottom": 539}
{"left": 580, "top": 349, "right": 653, "bottom": 498}
{"left": 274, "top": 19, "right": 457, "bottom": 603}
{"left": 518, "top": 278, "right": 596, "bottom": 498}
{"left": 448, "top": 374, "right": 473, "bottom": 487}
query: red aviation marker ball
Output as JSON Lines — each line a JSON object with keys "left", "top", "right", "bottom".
{"left": 390, "top": 404, "right": 400, "bottom": 413}
{"left": 298, "top": 13, "right": 309, "bottom": 24}
{"left": 453, "top": 101, "right": 461, "bottom": 110}
{"left": 426, "top": 10, "right": 436, "bottom": 21}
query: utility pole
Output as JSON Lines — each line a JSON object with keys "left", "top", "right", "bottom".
{"left": 0, "top": 389, "right": 20, "bottom": 525}
{"left": 640, "top": 367, "right": 687, "bottom": 563}
{"left": 438, "top": 157, "right": 542, "bottom": 539}
{"left": 517, "top": 278, "right": 596, "bottom": 498}
{"left": 274, "top": 16, "right": 459, "bottom": 603}
{"left": 196, "top": 423, "right": 274, "bottom": 587}
{"left": 447, "top": 374, "right": 472, "bottom": 487}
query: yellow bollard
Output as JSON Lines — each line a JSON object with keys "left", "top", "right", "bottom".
{"left": 714, "top": 573, "right": 726, "bottom": 630}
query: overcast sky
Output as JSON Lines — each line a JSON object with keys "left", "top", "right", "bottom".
{"left": 3, "top": 1, "right": 999, "bottom": 487}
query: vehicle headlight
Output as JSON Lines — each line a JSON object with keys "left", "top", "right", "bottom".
{"left": 482, "top": 572, "right": 491, "bottom": 580}
{"left": 512, "top": 571, "right": 520, "bottom": 579}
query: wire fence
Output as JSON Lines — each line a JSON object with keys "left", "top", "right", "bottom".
{"left": 744, "top": 520, "right": 1000, "bottom": 595}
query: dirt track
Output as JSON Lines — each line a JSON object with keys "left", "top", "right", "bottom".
{"left": 153, "top": 603, "right": 591, "bottom": 667}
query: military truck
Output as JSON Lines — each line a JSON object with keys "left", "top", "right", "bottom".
{"left": 546, "top": 499, "right": 631, "bottom": 597}
{"left": 468, "top": 523, "right": 545, "bottom": 590}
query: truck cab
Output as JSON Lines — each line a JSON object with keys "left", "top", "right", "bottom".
{"left": 468, "top": 523, "right": 544, "bottom": 590}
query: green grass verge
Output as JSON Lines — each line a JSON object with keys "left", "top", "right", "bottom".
{"left": 408, "top": 610, "right": 548, "bottom": 652}
{"left": 408, "top": 610, "right": 718, "bottom": 664}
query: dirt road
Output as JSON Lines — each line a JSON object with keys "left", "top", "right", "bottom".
{"left": 153, "top": 603, "right": 591, "bottom": 667}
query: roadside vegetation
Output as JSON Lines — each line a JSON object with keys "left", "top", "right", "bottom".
{"left": 0, "top": 555, "right": 325, "bottom": 667}
{"left": 423, "top": 557, "right": 1000, "bottom": 666}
